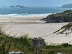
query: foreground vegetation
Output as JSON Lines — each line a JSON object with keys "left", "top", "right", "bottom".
{"left": 42, "top": 10, "right": 72, "bottom": 23}
{"left": 40, "top": 43, "right": 72, "bottom": 54}
{"left": 0, "top": 25, "right": 72, "bottom": 54}
{"left": 0, "top": 32, "right": 34, "bottom": 54}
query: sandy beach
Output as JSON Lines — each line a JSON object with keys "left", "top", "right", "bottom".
{"left": 0, "top": 16, "right": 71, "bottom": 45}
{"left": 0, "top": 16, "right": 46, "bottom": 23}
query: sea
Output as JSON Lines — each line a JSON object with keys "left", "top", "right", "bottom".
{"left": 0, "top": 7, "right": 71, "bottom": 17}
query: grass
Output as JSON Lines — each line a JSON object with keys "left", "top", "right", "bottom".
{"left": 40, "top": 43, "right": 72, "bottom": 54}
{"left": 54, "top": 22, "right": 72, "bottom": 34}
{"left": 0, "top": 34, "right": 34, "bottom": 54}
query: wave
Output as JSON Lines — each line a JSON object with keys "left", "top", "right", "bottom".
{"left": 0, "top": 13, "right": 52, "bottom": 17}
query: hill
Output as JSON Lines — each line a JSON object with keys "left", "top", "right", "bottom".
{"left": 61, "top": 4, "right": 72, "bottom": 8}
{"left": 42, "top": 10, "right": 72, "bottom": 23}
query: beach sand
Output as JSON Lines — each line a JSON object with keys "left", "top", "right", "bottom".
{"left": 0, "top": 16, "right": 71, "bottom": 45}
{"left": 0, "top": 16, "right": 46, "bottom": 23}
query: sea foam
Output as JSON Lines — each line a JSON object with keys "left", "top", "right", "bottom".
{"left": 0, "top": 13, "right": 52, "bottom": 17}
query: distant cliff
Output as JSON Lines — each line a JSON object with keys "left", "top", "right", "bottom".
{"left": 61, "top": 4, "right": 72, "bottom": 8}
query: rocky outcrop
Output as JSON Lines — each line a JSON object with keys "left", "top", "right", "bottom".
{"left": 10, "top": 5, "right": 24, "bottom": 8}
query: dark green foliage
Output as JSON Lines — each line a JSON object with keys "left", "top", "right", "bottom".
{"left": 42, "top": 10, "right": 72, "bottom": 23}
{"left": 40, "top": 43, "right": 72, "bottom": 54}
{"left": 62, "top": 43, "right": 71, "bottom": 47}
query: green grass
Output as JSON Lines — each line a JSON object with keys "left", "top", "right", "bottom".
{"left": 0, "top": 31, "right": 34, "bottom": 54}
{"left": 40, "top": 43, "right": 72, "bottom": 54}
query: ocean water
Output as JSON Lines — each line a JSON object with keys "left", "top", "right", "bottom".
{"left": 0, "top": 7, "right": 71, "bottom": 17}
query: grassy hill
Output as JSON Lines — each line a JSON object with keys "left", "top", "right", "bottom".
{"left": 61, "top": 4, "right": 72, "bottom": 8}
{"left": 42, "top": 10, "right": 72, "bottom": 23}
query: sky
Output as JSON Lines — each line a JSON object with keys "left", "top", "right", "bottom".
{"left": 0, "top": 0, "right": 72, "bottom": 7}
